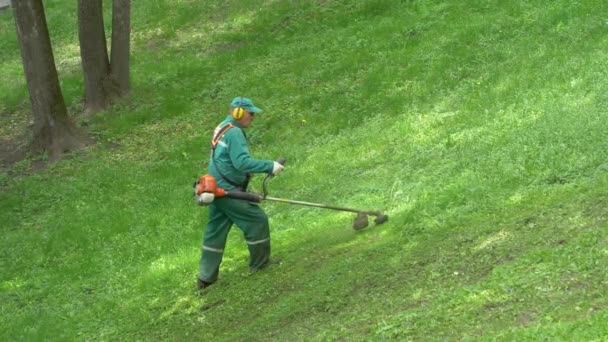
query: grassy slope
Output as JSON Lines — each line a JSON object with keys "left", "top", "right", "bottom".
{"left": 1, "top": 0, "right": 608, "bottom": 340}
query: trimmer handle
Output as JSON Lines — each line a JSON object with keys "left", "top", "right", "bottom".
{"left": 262, "top": 157, "right": 286, "bottom": 198}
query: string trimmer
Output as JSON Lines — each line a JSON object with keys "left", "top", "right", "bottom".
{"left": 194, "top": 160, "right": 388, "bottom": 230}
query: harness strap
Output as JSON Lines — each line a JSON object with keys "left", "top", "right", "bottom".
{"left": 211, "top": 123, "right": 234, "bottom": 149}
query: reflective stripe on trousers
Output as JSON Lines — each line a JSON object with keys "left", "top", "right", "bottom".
{"left": 203, "top": 245, "right": 224, "bottom": 253}
{"left": 246, "top": 237, "right": 269, "bottom": 245}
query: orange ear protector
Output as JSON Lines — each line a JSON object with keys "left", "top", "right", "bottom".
{"left": 232, "top": 97, "right": 246, "bottom": 120}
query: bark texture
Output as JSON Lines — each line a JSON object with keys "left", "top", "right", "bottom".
{"left": 78, "top": 0, "right": 113, "bottom": 113}
{"left": 12, "top": 0, "right": 84, "bottom": 161}
{"left": 111, "top": 0, "right": 131, "bottom": 97}
{"left": 78, "top": 0, "right": 131, "bottom": 114}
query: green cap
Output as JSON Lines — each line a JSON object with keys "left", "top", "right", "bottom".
{"left": 230, "top": 97, "right": 262, "bottom": 113}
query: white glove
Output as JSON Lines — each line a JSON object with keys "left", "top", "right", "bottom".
{"left": 197, "top": 192, "right": 215, "bottom": 206}
{"left": 272, "top": 162, "right": 285, "bottom": 176}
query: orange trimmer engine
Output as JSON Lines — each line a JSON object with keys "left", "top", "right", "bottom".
{"left": 196, "top": 174, "right": 226, "bottom": 197}
{"left": 194, "top": 174, "right": 261, "bottom": 206}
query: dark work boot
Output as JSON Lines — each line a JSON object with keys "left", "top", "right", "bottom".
{"left": 260, "top": 257, "right": 282, "bottom": 269}
{"left": 250, "top": 257, "right": 282, "bottom": 273}
{"left": 197, "top": 278, "right": 213, "bottom": 290}
{"left": 267, "top": 257, "right": 282, "bottom": 266}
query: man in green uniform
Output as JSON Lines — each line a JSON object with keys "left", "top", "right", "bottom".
{"left": 198, "top": 97, "right": 284, "bottom": 289}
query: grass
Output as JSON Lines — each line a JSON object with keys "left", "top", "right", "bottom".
{"left": 1, "top": 0, "right": 608, "bottom": 340}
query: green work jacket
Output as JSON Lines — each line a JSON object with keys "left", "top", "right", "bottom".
{"left": 208, "top": 116, "right": 274, "bottom": 190}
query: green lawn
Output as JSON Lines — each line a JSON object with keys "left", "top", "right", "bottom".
{"left": 1, "top": 0, "right": 607, "bottom": 340}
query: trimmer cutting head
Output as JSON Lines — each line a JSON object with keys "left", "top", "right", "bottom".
{"left": 353, "top": 213, "right": 369, "bottom": 230}
{"left": 374, "top": 214, "right": 389, "bottom": 225}
{"left": 352, "top": 212, "right": 389, "bottom": 230}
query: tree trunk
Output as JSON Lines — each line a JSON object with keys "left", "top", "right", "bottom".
{"left": 12, "top": 0, "right": 84, "bottom": 161}
{"left": 111, "top": 0, "right": 131, "bottom": 97}
{"left": 78, "top": 0, "right": 114, "bottom": 114}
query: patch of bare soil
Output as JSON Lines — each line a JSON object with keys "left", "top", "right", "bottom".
{"left": 1, "top": 99, "right": 100, "bottom": 188}
{"left": 0, "top": 114, "right": 31, "bottom": 174}
{"left": 0, "top": 131, "right": 33, "bottom": 189}
{"left": 1, "top": 105, "right": 31, "bottom": 172}
{"left": 0, "top": 136, "right": 91, "bottom": 190}
{"left": 0, "top": 117, "right": 92, "bottom": 187}
{"left": 0, "top": 137, "right": 28, "bottom": 169}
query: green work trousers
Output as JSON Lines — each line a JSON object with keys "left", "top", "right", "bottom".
{"left": 198, "top": 197, "right": 271, "bottom": 283}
